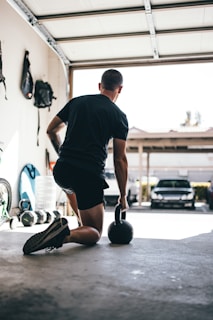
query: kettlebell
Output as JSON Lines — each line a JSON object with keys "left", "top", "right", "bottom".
{"left": 44, "top": 210, "right": 55, "bottom": 224}
{"left": 108, "top": 204, "right": 133, "bottom": 244}
{"left": 20, "top": 210, "right": 38, "bottom": 227}
{"left": 19, "top": 199, "right": 31, "bottom": 211}
{"left": 35, "top": 210, "right": 47, "bottom": 224}
{"left": 53, "top": 210, "right": 62, "bottom": 219}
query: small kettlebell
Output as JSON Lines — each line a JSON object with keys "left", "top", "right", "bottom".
{"left": 20, "top": 210, "right": 38, "bottom": 227}
{"left": 19, "top": 199, "right": 31, "bottom": 211}
{"left": 35, "top": 210, "right": 47, "bottom": 224}
{"left": 108, "top": 204, "right": 133, "bottom": 244}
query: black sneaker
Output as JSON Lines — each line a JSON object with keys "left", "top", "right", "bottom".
{"left": 23, "top": 217, "right": 70, "bottom": 255}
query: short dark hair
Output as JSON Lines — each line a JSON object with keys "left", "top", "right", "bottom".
{"left": 101, "top": 69, "right": 123, "bottom": 91}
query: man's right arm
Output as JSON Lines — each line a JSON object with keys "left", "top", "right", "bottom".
{"left": 113, "top": 138, "right": 129, "bottom": 211}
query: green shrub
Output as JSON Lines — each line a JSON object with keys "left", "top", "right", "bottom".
{"left": 191, "top": 182, "right": 209, "bottom": 201}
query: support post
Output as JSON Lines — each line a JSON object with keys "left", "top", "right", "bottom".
{"left": 138, "top": 143, "right": 143, "bottom": 206}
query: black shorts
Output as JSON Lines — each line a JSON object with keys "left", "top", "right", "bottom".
{"left": 53, "top": 159, "right": 107, "bottom": 210}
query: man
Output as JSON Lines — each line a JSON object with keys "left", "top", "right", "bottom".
{"left": 23, "top": 69, "right": 129, "bottom": 254}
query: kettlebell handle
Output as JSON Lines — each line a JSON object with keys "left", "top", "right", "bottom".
{"left": 115, "top": 204, "right": 126, "bottom": 224}
{"left": 19, "top": 198, "right": 31, "bottom": 211}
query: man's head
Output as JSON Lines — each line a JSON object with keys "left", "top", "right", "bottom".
{"left": 100, "top": 69, "right": 123, "bottom": 91}
{"left": 99, "top": 69, "right": 123, "bottom": 102}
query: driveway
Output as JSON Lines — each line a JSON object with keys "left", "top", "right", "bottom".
{"left": 104, "top": 201, "right": 213, "bottom": 241}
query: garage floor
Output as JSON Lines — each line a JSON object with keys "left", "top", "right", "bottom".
{"left": 1, "top": 207, "right": 213, "bottom": 320}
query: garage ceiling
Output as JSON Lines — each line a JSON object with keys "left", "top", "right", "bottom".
{"left": 7, "top": 0, "right": 213, "bottom": 69}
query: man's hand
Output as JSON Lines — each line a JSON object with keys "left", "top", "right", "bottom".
{"left": 118, "top": 195, "right": 129, "bottom": 212}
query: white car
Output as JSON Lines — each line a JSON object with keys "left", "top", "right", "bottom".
{"left": 104, "top": 170, "right": 139, "bottom": 206}
{"left": 150, "top": 178, "right": 195, "bottom": 209}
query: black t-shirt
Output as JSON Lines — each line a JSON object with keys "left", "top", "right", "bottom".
{"left": 57, "top": 94, "right": 128, "bottom": 177}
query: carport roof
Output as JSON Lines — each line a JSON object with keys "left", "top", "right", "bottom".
{"left": 125, "top": 127, "right": 213, "bottom": 153}
{"left": 7, "top": 0, "right": 213, "bottom": 69}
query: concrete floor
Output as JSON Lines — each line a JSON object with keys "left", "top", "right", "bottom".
{"left": 1, "top": 208, "right": 213, "bottom": 320}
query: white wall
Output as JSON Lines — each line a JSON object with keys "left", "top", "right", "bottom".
{"left": 0, "top": 0, "right": 68, "bottom": 207}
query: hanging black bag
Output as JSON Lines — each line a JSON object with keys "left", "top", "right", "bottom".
{"left": 34, "top": 80, "right": 56, "bottom": 146}
{"left": 34, "top": 80, "right": 56, "bottom": 109}
{"left": 0, "top": 41, "right": 7, "bottom": 100}
{"left": 20, "top": 50, "right": 33, "bottom": 99}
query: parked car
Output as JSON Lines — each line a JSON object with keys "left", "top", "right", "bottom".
{"left": 104, "top": 170, "right": 139, "bottom": 206}
{"left": 206, "top": 181, "right": 213, "bottom": 210}
{"left": 150, "top": 178, "right": 195, "bottom": 210}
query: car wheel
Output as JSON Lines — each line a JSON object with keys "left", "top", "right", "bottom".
{"left": 190, "top": 203, "right": 195, "bottom": 210}
{"left": 151, "top": 202, "right": 158, "bottom": 209}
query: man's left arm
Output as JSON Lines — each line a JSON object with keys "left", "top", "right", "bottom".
{"left": 46, "top": 116, "right": 66, "bottom": 155}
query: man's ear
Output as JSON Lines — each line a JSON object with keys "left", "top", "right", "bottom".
{"left": 98, "top": 83, "right": 101, "bottom": 90}
{"left": 118, "top": 85, "right": 123, "bottom": 93}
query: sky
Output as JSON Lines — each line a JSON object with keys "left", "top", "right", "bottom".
{"left": 73, "top": 63, "right": 213, "bottom": 132}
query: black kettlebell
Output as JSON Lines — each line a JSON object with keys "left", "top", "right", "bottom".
{"left": 108, "top": 204, "right": 133, "bottom": 244}
{"left": 44, "top": 210, "right": 55, "bottom": 224}
{"left": 20, "top": 210, "right": 38, "bottom": 227}
{"left": 35, "top": 210, "right": 47, "bottom": 224}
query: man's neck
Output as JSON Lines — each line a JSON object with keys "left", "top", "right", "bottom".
{"left": 101, "top": 90, "right": 118, "bottom": 103}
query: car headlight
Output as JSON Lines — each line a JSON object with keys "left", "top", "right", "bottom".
{"left": 181, "top": 193, "right": 194, "bottom": 200}
{"left": 151, "top": 192, "right": 163, "bottom": 200}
